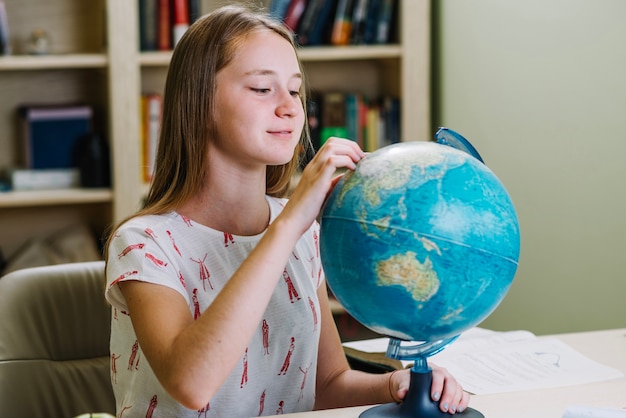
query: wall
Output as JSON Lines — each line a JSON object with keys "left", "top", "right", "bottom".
{"left": 433, "top": 0, "right": 626, "bottom": 335}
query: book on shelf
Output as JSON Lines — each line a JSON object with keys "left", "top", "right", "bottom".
{"left": 139, "top": 0, "right": 157, "bottom": 51}
{"left": 349, "top": 0, "right": 368, "bottom": 44}
{"left": 0, "top": 0, "right": 9, "bottom": 55}
{"left": 18, "top": 104, "right": 93, "bottom": 170}
{"left": 141, "top": 94, "right": 163, "bottom": 183}
{"left": 172, "top": 0, "right": 189, "bottom": 46}
{"left": 139, "top": 0, "right": 199, "bottom": 51}
{"left": 188, "top": 0, "right": 201, "bottom": 24}
{"left": 330, "top": 0, "right": 355, "bottom": 46}
{"left": 268, "top": 0, "right": 292, "bottom": 21}
{"left": 319, "top": 92, "right": 349, "bottom": 148}
{"left": 313, "top": 92, "right": 399, "bottom": 152}
{"left": 297, "top": 0, "right": 337, "bottom": 46}
{"left": 283, "top": 0, "right": 307, "bottom": 33}
{"left": 10, "top": 168, "right": 80, "bottom": 191}
{"left": 157, "top": 0, "right": 171, "bottom": 50}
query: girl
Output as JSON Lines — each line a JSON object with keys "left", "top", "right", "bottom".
{"left": 105, "top": 5, "right": 469, "bottom": 417}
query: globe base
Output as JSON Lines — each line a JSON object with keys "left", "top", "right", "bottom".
{"left": 360, "top": 369, "right": 483, "bottom": 418}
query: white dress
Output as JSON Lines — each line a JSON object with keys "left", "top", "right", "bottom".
{"left": 105, "top": 196, "right": 323, "bottom": 417}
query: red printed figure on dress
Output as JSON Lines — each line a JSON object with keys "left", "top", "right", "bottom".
{"left": 144, "top": 227, "right": 157, "bottom": 239}
{"left": 167, "top": 230, "right": 182, "bottom": 256}
{"left": 197, "top": 402, "right": 209, "bottom": 418}
{"left": 192, "top": 289, "right": 201, "bottom": 320}
{"left": 145, "top": 253, "right": 168, "bottom": 267}
{"left": 278, "top": 337, "right": 295, "bottom": 375}
{"left": 275, "top": 400, "right": 284, "bottom": 415}
{"left": 298, "top": 363, "right": 312, "bottom": 401}
{"left": 258, "top": 389, "right": 266, "bottom": 416}
{"left": 307, "top": 297, "right": 318, "bottom": 331}
{"left": 146, "top": 395, "right": 158, "bottom": 418}
{"left": 240, "top": 347, "right": 249, "bottom": 388}
{"left": 111, "top": 353, "right": 121, "bottom": 383}
{"left": 224, "top": 232, "right": 235, "bottom": 247}
{"left": 190, "top": 254, "right": 213, "bottom": 291}
{"left": 262, "top": 319, "right": 270, "bottom": 355}
{"left": 118, "top": 243, "right": 145, "bottom": 259}
{"left": 128, "top": 340, "right": 140, "bottom": 370}
{"left": 282, "top": 269, "right": 301, "bottom": 303}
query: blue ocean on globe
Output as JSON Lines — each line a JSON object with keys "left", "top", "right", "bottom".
{"left": 320, "top": 141, "right": 520, "bottom": 342}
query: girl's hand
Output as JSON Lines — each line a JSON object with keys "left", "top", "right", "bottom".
{"left": 391, "top": 365, "right": 470, "bottom": 414}
{"left": 283, "top": 137, "right": 364, "bottom": 233}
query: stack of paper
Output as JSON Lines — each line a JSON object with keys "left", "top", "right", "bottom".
{"left": 342, "top": 328, "right": 624, "bottom": 395}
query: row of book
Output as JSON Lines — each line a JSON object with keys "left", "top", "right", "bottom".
{"left": 139, "top": 0, "right": 398, "bottom": 52}
{"left": 9, "top": 104, "right": 110, "bottom": 191}
{"left": 309, "top": 92, "right": 400, "bottom": 153}
{"left": 139, "top": 0, "right": 201, "bottom": 51}
{"left": 270, "top": 0, "right": 398, "bottom": 46}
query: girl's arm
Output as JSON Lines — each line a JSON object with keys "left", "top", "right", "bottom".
{"left": 313, "top": 281, "right": 470, "bottom": 414}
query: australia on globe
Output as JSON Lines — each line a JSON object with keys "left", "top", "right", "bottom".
{"left": 320, "top": 140, "right": 520, "bottom": 343}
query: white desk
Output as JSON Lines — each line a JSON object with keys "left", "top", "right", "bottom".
{"left": 268, "top": 328, "right": 626, "bottom": 417}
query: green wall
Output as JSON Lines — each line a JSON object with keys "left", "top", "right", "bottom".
{"left": 433, "top": 0, "right": 626, "bottom": 335}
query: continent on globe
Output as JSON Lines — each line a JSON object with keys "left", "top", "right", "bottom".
{"left": 376, "top": 251, "right": 439, "bottom": 303}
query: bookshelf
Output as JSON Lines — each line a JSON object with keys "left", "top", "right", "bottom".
{"left": 0, "top": 0, "right": 430, "bottom": 266}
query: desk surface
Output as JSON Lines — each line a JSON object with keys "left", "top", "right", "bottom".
{"left": 268, "top": 328, "right": 626, "bottom": 418}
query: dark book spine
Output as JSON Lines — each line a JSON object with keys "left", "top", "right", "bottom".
{"left": 139, "top": 0, "right": 157, "bottom": 51}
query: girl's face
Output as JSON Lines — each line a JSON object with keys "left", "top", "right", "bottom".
{"left": 212, "top": 29, "right": 305, "bottom": 170}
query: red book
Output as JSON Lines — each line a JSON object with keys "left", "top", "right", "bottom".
{"left": 283, "top": 0, "right": 307, "bottom": 32}
{"left": 172, "top": 0, "right": 189, "bottom": 46}
{"left": 157, "top": 0, "right": 171, "bottom": 50}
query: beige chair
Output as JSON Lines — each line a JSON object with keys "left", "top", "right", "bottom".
{"left": 0, "top": 261, "right": 115, "bottom": 418}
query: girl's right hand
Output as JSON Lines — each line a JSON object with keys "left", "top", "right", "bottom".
{"left": 282, "top": 137, "right": 364, "bottom": 234}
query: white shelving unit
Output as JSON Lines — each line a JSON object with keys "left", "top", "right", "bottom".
{"left": 0, "top": 0, "right": 430, "bottom": 263}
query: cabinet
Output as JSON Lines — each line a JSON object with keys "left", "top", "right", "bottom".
{"left": 0, "top": 0, "right": 430, "bottom": 265}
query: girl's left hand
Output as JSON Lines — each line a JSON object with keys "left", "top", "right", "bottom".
{"left": 391, "top": 365, "right": 470, "bottom": 414}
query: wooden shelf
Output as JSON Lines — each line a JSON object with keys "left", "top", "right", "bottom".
{"left": 0, "top": 188, "right": 113, "bottom": 208}
{"left": 138, "top": 45, "right": 402, "bottom": 67}
{"left": 0, "top": 54, "right": 108, "bottom": 71}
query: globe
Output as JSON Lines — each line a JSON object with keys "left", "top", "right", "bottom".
{"left": 319, "top": 130, "right": 520, "bottom": 417}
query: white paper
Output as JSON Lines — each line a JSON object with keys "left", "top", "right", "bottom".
{"left": 342, "top": 328, "right": 624, "bottom": 395}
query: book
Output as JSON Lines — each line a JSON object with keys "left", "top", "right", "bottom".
{"left": 268, "top": 0, "right": 292, "bottom": 21}
{"left": 188, "top": 0, "right": 201, "bottom": 24}
{"left": 297, "top": 0, "right": 337, "bottom": 46}
{"left": 349, "top": 0, "right": 368, "bottom": 45}
{"left": 141, "top": 94, "right": 162, "bottom": 182}
{"left": 19, "top": 105, "right": 93, "bottom": 170}
{"left": 138, "top": 0, "right": 157, "bottom": 51}
{"left": 0, "top": 0, "right": 9, "bottom": 55}
{"left": 330, "top": 0, "right": 355, "bottom": 46}
{"left": 320, "top": 92, "right": 348, "bottom": 146}
{"left": 172, "top": 0, "right": 189, "bottom": 46}
{"left": 375, "top": 0, "right": 396, "bottom": 44}
{"left": 361, "top": 0, "right": 380, "bottom": 44}
{"left": 306, "top": 94, "right": 322, "bottom": 151}
{"left": 283, "top": 0, "right": 307, "bottom": 33}
{"left": 10, "top": 168, "right": 80, "bottom": 191}
{"left": 157, "top": 0, "right": 171, "bottom": 50}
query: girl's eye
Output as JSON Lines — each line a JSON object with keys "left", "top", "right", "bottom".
{"left": 251, "top": 88, "right": 271, "bottom": 93}
{"left": 290, "top": 90, "right": 300, "bottom": 97}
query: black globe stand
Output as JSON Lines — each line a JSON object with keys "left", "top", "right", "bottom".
{"left": 360, "top": 369, "right": 484, "bottom": 418}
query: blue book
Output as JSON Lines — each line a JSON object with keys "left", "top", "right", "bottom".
{"left": 19, "top": 105, "right": 93, "bottom": 169}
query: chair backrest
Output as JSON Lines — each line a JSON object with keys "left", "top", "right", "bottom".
{"left": 0, "top": 261, "right": 115, "bottom": 418}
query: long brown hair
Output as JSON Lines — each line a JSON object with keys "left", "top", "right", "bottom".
{"left": 104, "top": 5, "right": 312, "bottom": 259}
